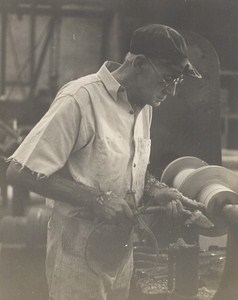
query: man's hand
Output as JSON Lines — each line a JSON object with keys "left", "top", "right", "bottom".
{"left": 145, "top": 192, "right": 192, "bottom": 226}
{"left": 91, "top": 192, "right": 134, "bottom": 225}
{"left": 144, "top": 185, "right": 213, "bottom": 229}
{"left": 146, "top": 185, "right": 205, "bottom": 212}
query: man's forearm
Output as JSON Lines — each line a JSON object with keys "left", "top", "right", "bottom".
{"left": 6, "top": 161, "right": 99, "bottom": 208}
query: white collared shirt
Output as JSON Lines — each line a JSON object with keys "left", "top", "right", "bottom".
{"left": 10, "top": 61, "right": 152, "bottom": 216}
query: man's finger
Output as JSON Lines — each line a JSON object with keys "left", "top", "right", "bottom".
{"left": 168, "top": 188, "right": 205, "bottom": 212}
{"left": 172, "top": 200, "right": 179, "bottom": 219}
{"left": 181, "top": 208, "right": 193, "bottom": 219}
{"left": 179, "top": 195, "right": 205, "bottom": 211}
{"left": 175, "top": 199, "right": 184, "bottom": 218}
{"left": 142, "top": 206, "right": 167, "bottom": 214}
{"left": 185, "top": 210, "right": 214, "bottom": 228}
{"left": 167, "top": 201, "right": 178, "bottom": 220}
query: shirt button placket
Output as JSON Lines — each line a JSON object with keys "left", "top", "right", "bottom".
{"left": 131, "top": 155, "right": 138, "bottom": 195}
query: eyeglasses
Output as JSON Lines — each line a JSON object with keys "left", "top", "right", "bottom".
{"left": 146, "top": 57, "right": 184, "bottom": 87}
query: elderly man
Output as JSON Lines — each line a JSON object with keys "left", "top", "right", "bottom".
{"left": 7, "top": 24, "right": 203, "bottom": 300}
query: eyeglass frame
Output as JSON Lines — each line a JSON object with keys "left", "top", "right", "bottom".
{"left": 146, "top": 57, "right": 184, "bottom": 87}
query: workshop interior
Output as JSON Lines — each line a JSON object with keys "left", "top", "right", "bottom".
{"left": 0, "top": 0, "right": 238, "bottom": 299}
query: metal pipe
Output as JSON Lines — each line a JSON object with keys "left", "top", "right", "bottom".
{"left": 28, "top": 16, "right": 55, "bottom": 101}
{"left": 0, "top": 4, "right": 105, "bottom": 18}
{"left": 29, "top": 4, "right": 36, "bottom": 87}
{"left": 222, "top": 204, "right": 238, "bottom": 227}
{"left": 213, "top": 226, "right": 238, "bottom": 300}
{"left": 1, "top": 7, "right": 7, "bottom": 96}
{"left": 169, "top": 229, "right": 200, "bottom": 300}
{"left": 49, "top": 9, "right": 61, "bottom": 97}
{"left": 0, "top": 119, "right": 20, "bottom": 139}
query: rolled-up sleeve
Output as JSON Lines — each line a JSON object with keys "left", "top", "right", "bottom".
{"left": 9, "top": 95, "right": 82, "bottom": 177}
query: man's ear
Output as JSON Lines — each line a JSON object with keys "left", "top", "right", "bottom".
{"left": 132, "top": 55, "right": 148, "bottom": 74}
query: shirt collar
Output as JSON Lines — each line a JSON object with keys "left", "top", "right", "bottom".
{"left": 97, "top": 61, "right": 124, "bottom": 102}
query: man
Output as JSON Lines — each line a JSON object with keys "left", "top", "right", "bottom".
{"left": 7, "top": 24, "right": 203, "bottom": 300}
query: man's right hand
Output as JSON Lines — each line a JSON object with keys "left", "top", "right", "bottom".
{"left": 91, "top": 192, "right": 134, "bottom": 225}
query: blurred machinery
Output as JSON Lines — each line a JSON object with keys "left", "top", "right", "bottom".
{"left": 160, "top": 156, "right": 238, "bottom": 300}
{"left": 0, "top": 119, "right": 22, "bottom": 207}
{"left": 130, "top": 157, "right": 238, "bottom": 300}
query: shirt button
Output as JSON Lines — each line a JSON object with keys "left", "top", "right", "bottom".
{"left": 133, "top": 163, "right": 136, "bottom": 168}
{"left": 129, "top": 110, "right": 134, "bottom": 114}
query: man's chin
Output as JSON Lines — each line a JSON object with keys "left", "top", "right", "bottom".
{"left": 152, "top": 102, "right": 161, "bottom": 108}
{"left": 152, "top": 99, "right": 165, "bottom": 107}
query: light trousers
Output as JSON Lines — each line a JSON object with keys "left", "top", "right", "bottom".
{"left": 46, "top": 212, "right": 133, "bottom": 300}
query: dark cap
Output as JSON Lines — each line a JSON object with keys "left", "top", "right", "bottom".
{"left": 130, "top": 24, "right": 201, "bottom": 78}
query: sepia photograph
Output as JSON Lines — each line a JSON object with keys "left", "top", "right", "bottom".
{"left": 0, "top": 1, "right": 238, "bottom": 299}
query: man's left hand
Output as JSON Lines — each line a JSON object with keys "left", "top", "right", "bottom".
{"left": 144, "top": 186, "right": 213, "bottom": 228}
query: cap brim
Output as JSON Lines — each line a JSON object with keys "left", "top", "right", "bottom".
{"left": 183, "top": 59, "right": 202, "bottom": 78}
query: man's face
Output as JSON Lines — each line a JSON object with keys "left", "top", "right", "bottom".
{"left": 138, "top": 58, "right": 184, "bottom": 108}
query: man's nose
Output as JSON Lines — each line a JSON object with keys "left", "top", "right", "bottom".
{"left": 164, "top": 82, "right": 177, "bottom": 96}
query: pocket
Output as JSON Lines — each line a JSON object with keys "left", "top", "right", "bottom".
{"left": 61, "top": 217, "right": 85, "bottom": 257}
{"left": 85, "top": 223, "right": 133, "bottom": 275}
{"left": 136, "top": 138, "right": 151, "bottom": 179}
{"left": 132, "top": 138, "right": 151, "bottom": 202}
{"left": 61, "top": 225, "right": 79, "bottom": 257}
